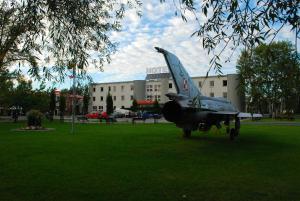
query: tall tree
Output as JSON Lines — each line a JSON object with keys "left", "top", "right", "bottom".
{"left": 153, "top": 99, "right": 161, "bottom": 114}
{"left": 49, "top": 90, "right": 56, "bottom": 121}
{"left": 131, "top": 99, "right": 138, "bottom": 112}
{"left": 83, "top": 87, "right": 90, "bottom": 115}
{"left": 59, "top": 95, "right": 66, "bottom": 122}
{"left": 0, "top": 68, "right": 14, "bottom": 114}
{"left": 0, "top": 0, "right": 141, "bottom": 81}
{"left": 106, "top": 92, "right": 114, "bottom": 115}
{"left": 161, "top": 0, "right": 299, "bottom": 73}
{"left": 237, "top": 41, "right": 300, "bottom": 116}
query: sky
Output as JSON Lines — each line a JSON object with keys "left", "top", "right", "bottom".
{"left": 39, "top": 1, "right": 299, "bottom": 89}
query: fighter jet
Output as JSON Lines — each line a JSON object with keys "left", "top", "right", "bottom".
{"left": 156, "top": 47, "right": 248, "bottom": 140}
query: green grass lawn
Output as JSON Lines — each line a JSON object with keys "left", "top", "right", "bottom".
{"left": 0, "top": 121, "right": 299, "bottom": 201}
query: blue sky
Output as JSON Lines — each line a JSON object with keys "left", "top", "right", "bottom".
{"left": 29, "top": 1, "right": 299, "bottom": 89}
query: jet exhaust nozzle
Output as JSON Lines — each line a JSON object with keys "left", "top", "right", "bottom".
{"left": 162, "top": 101, "right": 183, "bottom": 122}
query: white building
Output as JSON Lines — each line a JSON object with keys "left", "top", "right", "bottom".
{"left": 90, "top": 67, "right": 245, "bottom": 112}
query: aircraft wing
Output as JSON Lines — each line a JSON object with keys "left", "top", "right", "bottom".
{"left": 210, "top": 111, "right": 239, "bottom": 115}
{"left": 238, "top": 113, "right": 263, "bottom": 118}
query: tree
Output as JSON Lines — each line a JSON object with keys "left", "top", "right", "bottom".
{"left": 0, "top": 0, "right": 141, "bottom": 81}
{"left": 131, "top": 99, "right": 138, "bottom": 112}
{"left": 161, "top": 0, "right": 299, "bottom": 73}
{"left": 106, "top": 92, "right": 114, "bottom": 115}
{"left": 49, "top": 90, "right": 56, "bottom": 121}
{"left": 153, "top": 99, "right": 161, "bottom": 114}
{"left": 237, "top": 41, "right": 300, "bottom": 117}
{"left": 59, "top": 95, "right": 66, "bottom": 122}
{"left": 83, "top": 87, "right": 90, "bottom": 115}
{"left": 0, "top": 68, "right": 14, "bottom": 114}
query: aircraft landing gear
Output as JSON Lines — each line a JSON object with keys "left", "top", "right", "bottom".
{"left": 183, "top": 128, "right": 191, "bottom": 138}
{"left": 226, "top": 127, "right": 230, "bottom": 134}
{"left": 230, "top": 128, "right": 236, "bottom": 140}
{"left": 229, "top": 117, "right": 240, "bottom": 140}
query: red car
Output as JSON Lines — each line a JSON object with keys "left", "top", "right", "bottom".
{"left": 85, "top": 112, "right": 101, "bottom": 119}
{"left": 85, "top": 112, "right": 108, "bottom": 119}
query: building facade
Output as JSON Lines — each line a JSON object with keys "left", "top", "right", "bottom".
{"left": 89, "top": 70, "right": 244, "bottom": 112}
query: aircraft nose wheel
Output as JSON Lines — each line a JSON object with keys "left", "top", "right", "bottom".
{"left": 183, "top": 128, "right": 192, "bottom": 138}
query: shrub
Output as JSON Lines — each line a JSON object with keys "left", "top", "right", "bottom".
{"left": 27, "top": 110, "right": 43, "bottom": 127}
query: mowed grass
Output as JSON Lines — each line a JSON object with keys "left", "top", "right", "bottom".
{"left": 0, "top": 121, "right": 299, "bottom": 201}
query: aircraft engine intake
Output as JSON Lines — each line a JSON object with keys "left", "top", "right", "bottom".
{"left": 162, "top": 101, "right": 183, "bottom": 122}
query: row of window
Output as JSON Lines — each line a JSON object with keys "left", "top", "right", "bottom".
{"left": 93, "top": 95, "right": 134, "bottom": 102}
{"left": 93, "top": 80, "right": 228, "bottom": 94}
{"left": 209, "top": 92, "right": 227, "bottom": 98}
{"left": 199, "top": 80, "right": 227, "bottom": 87}
{"left": 167, "top": 80, "right": 228, "bottom": 89}
{"left": 93, "top": 85, "right": 134, "bottom": 93}
{"left": 146, "top": 95, "right": 161, "bottom": 101}
{"left": 146, "top": 84, "right": 161, "bottom": 92}
{"left": 92, "top": 106, "right": 118, "bottom": 111}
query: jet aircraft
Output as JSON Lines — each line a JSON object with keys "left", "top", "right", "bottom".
{"left": 156, "top": 47, "right": 251, "bottom": 140}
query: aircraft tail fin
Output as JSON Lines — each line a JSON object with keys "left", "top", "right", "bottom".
{"left": 155, "top": 47, "right": 201, "bottom": 98}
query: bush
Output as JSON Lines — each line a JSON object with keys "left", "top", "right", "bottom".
{"left": 27, "top": 110, "right": 43, "bottom": 127}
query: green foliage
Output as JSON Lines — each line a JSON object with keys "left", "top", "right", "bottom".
{"left": 153, "top": 99, "right": 161, "bottom": 114}
{"left": 8, "top": 77, "right": 50, "bottom": 113}
{"left": 49, "top": 90, "right": 56, "bottom": 120}
{"left": 0, "top": 68, "right": 14, "bottom": 113}
{"left": 237, "top": 41, "right": 300, "bottom": 116}
{"left": 131, "top": 99, "right": 138, "bottom": 112}
{"left": 161, "top": 0, "right": 299, "bottom": 74}
{"left": 26, "top": 109, "right": 43, "bottom": 127}
{"left": 0, "top": 0, "right": 141, "bottom": 81}
{"left": 83, "top": 87, "right": 90, "bottom": 114}
{"left": 106, "top": 92, "right": 114, "bottom": 115}
{"left": 59, "top": 95, "right": 66, "bottom": 121}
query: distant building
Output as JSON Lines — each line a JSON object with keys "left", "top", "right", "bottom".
{"left": 89, "top": 67, "right": 245, "bottom": 112}
{"left": 54, "top": 89, "right": 84, "bottom": 115}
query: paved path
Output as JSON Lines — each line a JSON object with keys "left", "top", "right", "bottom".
{"left": 242, "top": 121, "right": 300, "bottom": 126}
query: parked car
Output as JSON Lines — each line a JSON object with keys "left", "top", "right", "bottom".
{"left": 85, "top": 112, "right": 101, "bottom": 119}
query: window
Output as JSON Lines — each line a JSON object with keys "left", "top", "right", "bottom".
{"left": 169, "top": 83, "right": 172, "bottom": 88}
{"left": 223, "top": 92, "right": 227, "bottom": 98}
{"left": 210, "top": 81, "right": 214, "bottom": 87}
{"left": 92, "top": 106, "right": 97, "bottom": 111}
{"left": 93, "top": 97, "right": 96, "bottom": 101}
{"left": 100, "top": 87, "right": 104, "bottom": 92}
{"left": 146, "top": 85, "right": 153, "bottom": 92}
{"left": 100, "top": 96, "right": 103, "bottom": 101}
{"left": 108, "top": 86, "right": 111, "bottom": 91}
{"left": 121, "top": 106, "right": 125, "bottom": 109}
{"left": 130, "top": 95, "right": 134, "bottom": 100}
{"left": 121, "top": 95, "right": 125, "bottom": 101}
{"left": 113, "top": 96, "right": 116, "bottom": 101}
{"left": 210, "top": 93, "right": 214, "bottom": 97}
{"left": 113, "top": 106, "right": 116, "bottom": 110}
{"left": 223, "top": 80, "right": 227, "bottom": 86}
{"left": 113, "top": 86, "right": 116, "bottom": 92}
{"left": 93, "top": 87, "right": 95, "bottom": 92}
{"left": 98, "top": 106, "right": 103, "bottom": 110}
{"left": 121, "top": 85, "right": 124, "bottom": 91}
{"left": 130, "top": 85, "right": 134, "bottom": 91}
{"left": 146, "top": 95, "right": 152, "bottom": 100}
{"left": 198, "top": 81, "right": 202, "bottom": 88}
